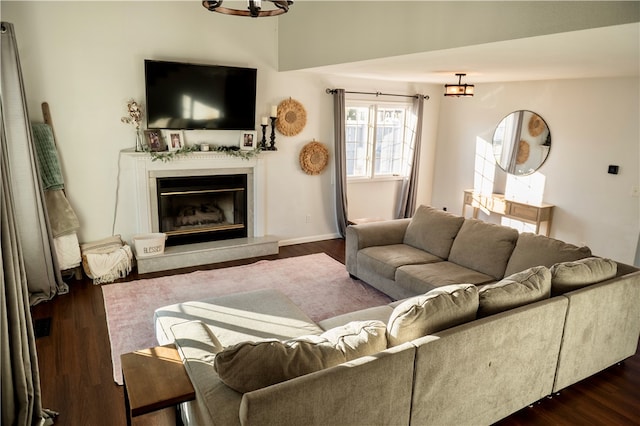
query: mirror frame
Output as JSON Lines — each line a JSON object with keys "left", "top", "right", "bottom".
{"left": 492, "top": 110, "right": 551, "bottom": 176}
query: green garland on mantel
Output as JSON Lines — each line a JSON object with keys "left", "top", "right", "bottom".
{"left": 144, "top": 145, "right": 262, "bottom": 162}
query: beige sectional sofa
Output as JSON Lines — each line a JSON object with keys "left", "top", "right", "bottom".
{"left": 154, "top": 205, "right": 640, "bottom": 425}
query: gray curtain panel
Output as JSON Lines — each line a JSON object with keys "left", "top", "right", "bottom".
{"left": 1, "top": 22, "right": 54, "bottom": 426}
{"left": 396, "top": 95, "right": 425, "bottom": 219}
{"left": 1, "top": 21, "right": 61, "bottom": 306}
{"left": 332, "top": 89, "right": 348, "bottom": 237}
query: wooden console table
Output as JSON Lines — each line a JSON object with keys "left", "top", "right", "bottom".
{"left": 462, "top": 190, "right": 554, "bottom": 236}
{"left": 121, "top": 344, "right": 195, "bottom": 426}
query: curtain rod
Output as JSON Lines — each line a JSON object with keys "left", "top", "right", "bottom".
{"left": 325, "top": 88, "right": 429, "bottom": 100}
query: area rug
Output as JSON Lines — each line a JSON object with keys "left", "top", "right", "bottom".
{"left": 102, "top": 253, "right": 392, "bottom": 384}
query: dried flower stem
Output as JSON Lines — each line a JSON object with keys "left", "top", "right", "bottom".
{"left": 121, "top": 99, "right": 143, "bottom": 129}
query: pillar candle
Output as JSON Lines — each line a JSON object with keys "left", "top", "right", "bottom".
{"left": 261, "top": 116, "right": 268, "bottom": 125}
{"left": 271, "top": 105, "right": 278, "bottom": 117}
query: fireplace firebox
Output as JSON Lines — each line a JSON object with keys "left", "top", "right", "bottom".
{"left": 156, "top": 174, "right": 247, "bottom": 246}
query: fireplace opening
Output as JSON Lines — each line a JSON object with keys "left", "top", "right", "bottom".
{"left": 156, "top": 174, "right": 247, "bottom": 246}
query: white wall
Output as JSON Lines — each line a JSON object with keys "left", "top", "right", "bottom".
{"left": 432, "top": 78, "right": 640, "bottom": 263}
{"left": 2, "top": 1, "right": 438, "bottom": 246}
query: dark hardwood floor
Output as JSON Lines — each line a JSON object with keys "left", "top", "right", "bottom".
{"left": 31, "top": 239, "right": 640, "bottom": 426}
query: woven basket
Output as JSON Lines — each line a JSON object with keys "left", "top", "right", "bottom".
{"left": 299, "top": 141, "right": 329, "bottom": 175}
{"left": 276, "top": 98, "right": 307, "bottom": 136}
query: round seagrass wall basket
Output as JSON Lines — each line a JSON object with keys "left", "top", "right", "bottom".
{"left": 299, "top": 141, "right": 329, "bottom": 175}
{"left": 528, "top": 113, "right": 545, "bottom": 137}
{"left": 276, "top": 98, "right": 307, "bottom": 136}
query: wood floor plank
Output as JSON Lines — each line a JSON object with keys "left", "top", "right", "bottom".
{"left": 30, "top": 239, "right": 639, "bottom": 425}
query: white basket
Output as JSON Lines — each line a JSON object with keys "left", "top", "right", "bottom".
{"left": 132, "top": 233, "right": 167, "bottom": 258}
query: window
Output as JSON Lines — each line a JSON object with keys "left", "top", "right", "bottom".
{"left": 345, "top": 101, "right": 414, "bottom": 179}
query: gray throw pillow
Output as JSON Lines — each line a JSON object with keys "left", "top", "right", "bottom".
{"left": 403, "top": 205, "right": 465, "bottom": 259}
{"left": 387, "top": 284, "right": 478, "bottom": 346}
{"left": 478, "top": 266, "right": 551, "bottom": 317}
{"left": 448, "top": 219, "right": 519, "bottom": 279}
{"left": 214, "top": 320, "right": 387, "bottom": 393}
{"left": 504, "top": 232, "right": 592, "bottom": 277}
{"left": 550, "top": 257, "right": 617, "bottom": 295}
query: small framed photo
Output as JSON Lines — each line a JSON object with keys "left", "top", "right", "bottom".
{"left": 143, "top": 130, "right": 164, "bottom": 152}
{"left": 164, "top": 130, "right": 185, "bottom": 151}
{"left": 240, "top": 131, "right": 257, "bottom": 151}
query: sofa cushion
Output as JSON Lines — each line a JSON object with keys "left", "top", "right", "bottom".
{"left": 478, "top": 266, "right": 551, "bottom": 317}
{"left": 357, "top": 244, "right": 442, "bottom": 280}
{"left": 214, "top": 320, "right": 387, "bottom": 393}
{"left": 396, "top": 262, "right": 495, "bottom": 295}
{"left": 550, "top": 257, "right": 617, "bottom": 296}
{"left": 387, "top": 284, "right": 478, "bottom": 347}
{"left": 448, "top": 219, "right": 519, "bottom": 279}
{"left": 504, "top": 232, "right": 592, "bottom": 277}
{"left": 403, "top": 205, "right": 465, "bottom": 259}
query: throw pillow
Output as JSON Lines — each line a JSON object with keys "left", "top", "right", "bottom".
{"left": 448, "top": 219, "right": 519, "bottom": 279}
{"left": 477, "top": 266, "right": 551, "bottom": 318}
{"left": 214, "top": 320, "right": 387, "bottom": 393}
{"left": 504, "top": 232, "right": 592, "bottom": 277}
{"left": 387, "top": 284, "right": 478, "bottom": 347}
{"left": 550, "top": 257, "right": 617, "bottom": 296}
{"left": 403, "top": 205, "right": 465, "bottom": 259}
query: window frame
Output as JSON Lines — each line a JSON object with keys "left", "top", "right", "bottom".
{"left": 345, "top": 98, "right": 413, "bottom": 182}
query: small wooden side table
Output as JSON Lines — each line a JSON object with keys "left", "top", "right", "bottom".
{"left": 462, "top": 190, "right": 554, "bottom": 236}
{"left": 121, "top": 344, "right": 195, "bottom": 426}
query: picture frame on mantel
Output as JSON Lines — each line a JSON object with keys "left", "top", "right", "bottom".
{"left": 143, "top": 129, "right": 164, "bottom": 152}
{"left": 240, "top": 131, "right": 257, "bottom": 151}
{"left": 164, "top": 130, "right": 184, "bottom": 152}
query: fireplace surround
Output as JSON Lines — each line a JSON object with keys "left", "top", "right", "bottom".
{"left": 120, "top": 150, "right": 277, "bottom": 273}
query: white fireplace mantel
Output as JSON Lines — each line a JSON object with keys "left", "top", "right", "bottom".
{"left": 118, "top": 149, "right": 266, "bottom": 245}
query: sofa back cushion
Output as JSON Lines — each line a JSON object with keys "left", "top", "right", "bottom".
{"left": 214, "top": 320, "right": 387, "bottom": 393}
{"left": 448, "top": 219, "right": 519, "bottom": 279}
{"left": 403, "top": 205, "right": 465, "bottom": 259}
{"left": 478, "top": 266, "right": 551, "bottom": 317}
{"left": 504, "top": 232, "right": 592, "bottom": 277}
{"left": 550, "top": 257, "right": 617, "bottom": 296}
{"left": 387, "top": 284, "right": 478, "bottom": 346}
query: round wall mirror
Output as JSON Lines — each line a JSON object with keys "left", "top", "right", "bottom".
{"left": 492, "top": 110, "right": 551, "bottom": 176}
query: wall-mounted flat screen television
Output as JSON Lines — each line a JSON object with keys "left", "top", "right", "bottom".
{"left": 145, "top": 60, "right": 257, "bottom": 130}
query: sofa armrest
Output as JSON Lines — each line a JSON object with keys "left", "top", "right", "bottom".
{"left": 239, "top": 343, "right": 416, "bottom": 426}
{"left": 346, "top": 219, "right": 411, "bottom": 276}
{"left": 553, "top": 270, "right": 640, "bottom": 392}
{"left": 171, "top": 321, "right": 243, "bottom": 426}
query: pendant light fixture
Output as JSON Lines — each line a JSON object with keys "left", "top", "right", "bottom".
{"left": 202, "top": 0, "right": 293, "bottom": 18}
{"left": 444, "top": 73, "right": 475, "bottom": 97}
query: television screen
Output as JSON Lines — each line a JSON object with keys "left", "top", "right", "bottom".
{"left": 145, "top": 60, "right": 257, "bottom": 130}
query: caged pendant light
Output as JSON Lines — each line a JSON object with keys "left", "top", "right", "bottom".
{"left": 202, "top": 1, "right": 293, "bottom": 18}
{"left": 444, "top": 73, "right": 475, "bottom": 97}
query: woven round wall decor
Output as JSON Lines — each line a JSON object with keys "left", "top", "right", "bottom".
{"left": 528, "top": 114, "right": 545, "bottom": 137}
{"left": 299, "top": 140, "right": 329, "bottom": 175}
{"left": 276, "top": 98, "right": 307, "bottom": 136}
{"left": 516, "top": 140, "right": 530, "bottom": 165}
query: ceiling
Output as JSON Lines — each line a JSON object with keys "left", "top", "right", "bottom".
{"left": 303, "top": 23, "right": 640, "bottom": 85}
